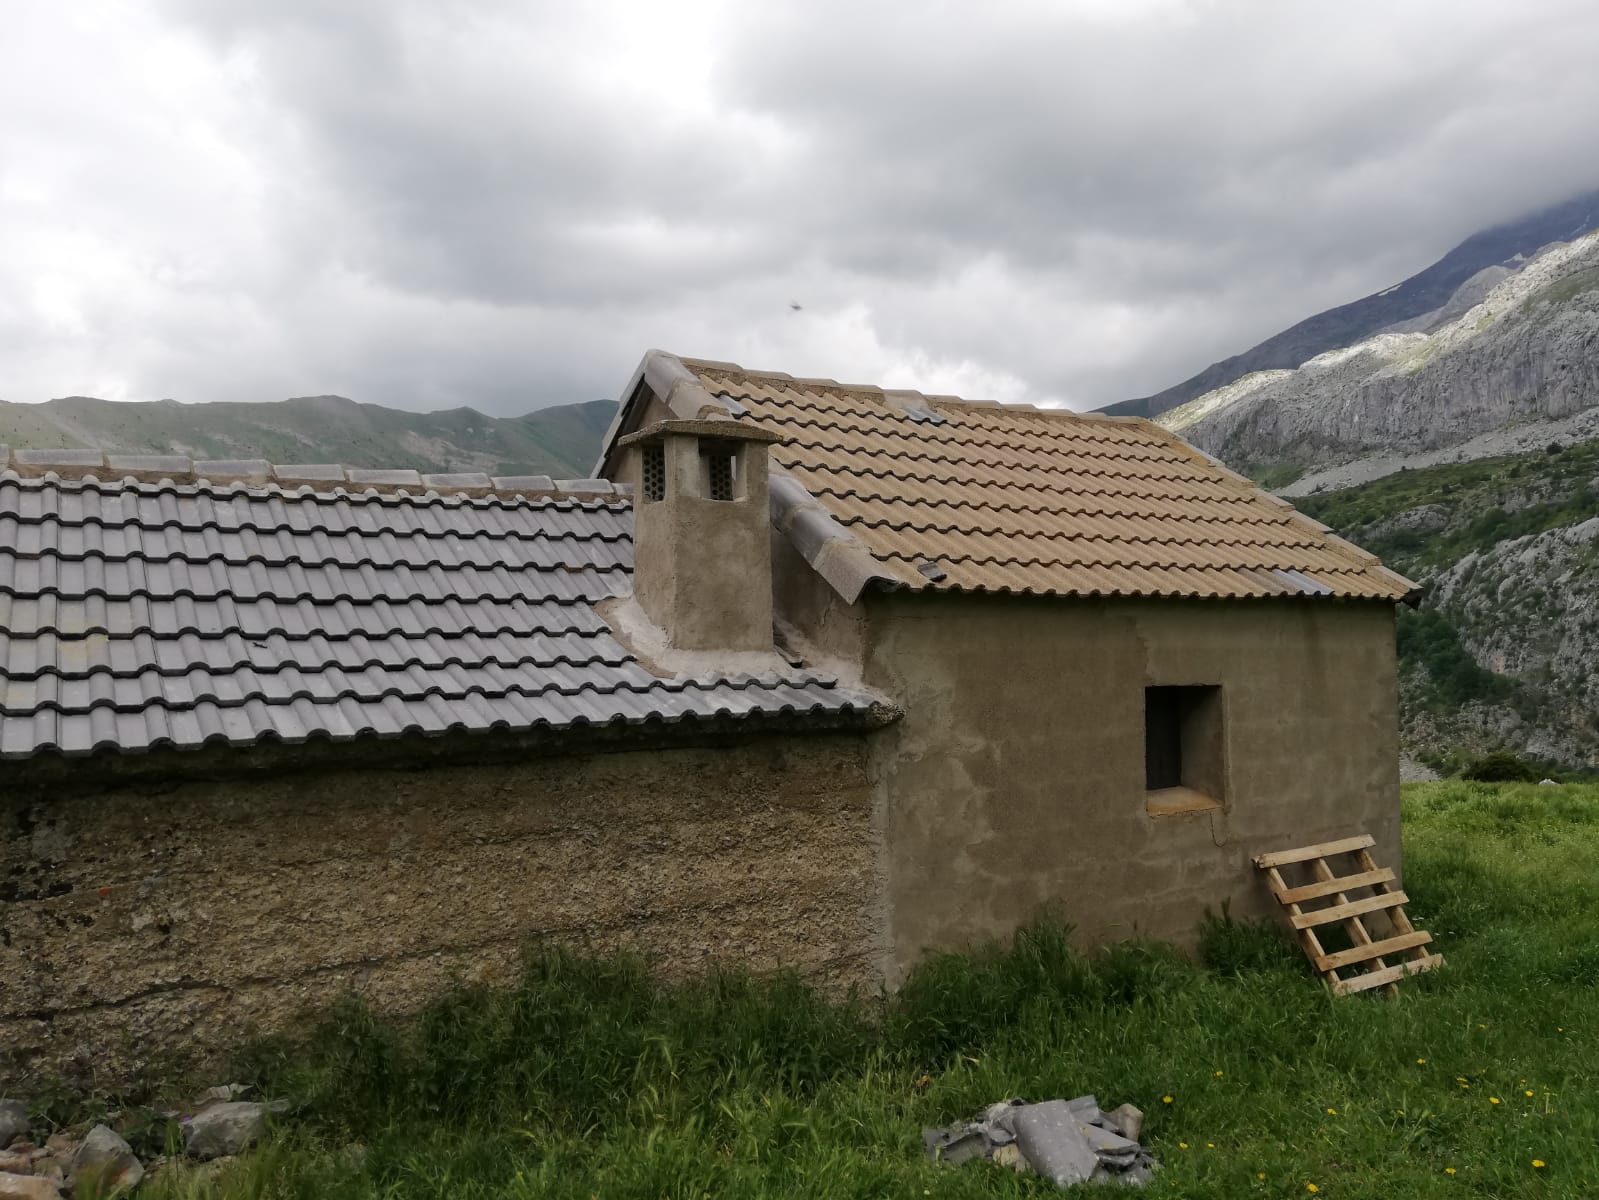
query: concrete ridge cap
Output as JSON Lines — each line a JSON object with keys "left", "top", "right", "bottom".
{"left": 640, "top": 349, "right": 738, "bottom": 420}
{"left": 617, "top": 417, "right": 785, "bottom": 447}
{"left": 767, "top": 467, "right": 900, "bottom": 604}
{"left": 0, "top": 464, "right": 631, "bottom": 507}
{"left": 668, "top": 356, "right": 1172, "bottom": 432}
{"left": 0, "top": 447, "right": 631, "bottom": 501}
{"left": 669, "top": 357, "right": 1178, "bottom": 435}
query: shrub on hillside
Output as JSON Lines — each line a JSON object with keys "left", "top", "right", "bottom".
{"left": 1458, "top": 750, "right": 1540, "bottom": 782}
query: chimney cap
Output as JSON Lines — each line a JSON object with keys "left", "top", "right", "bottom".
{"left": 617, "top": 417, "right": 784, "bottom": 449}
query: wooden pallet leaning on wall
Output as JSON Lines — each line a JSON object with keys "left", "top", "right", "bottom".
{"left": 1253, "top": 834, "right": 1443, "bottom": 997}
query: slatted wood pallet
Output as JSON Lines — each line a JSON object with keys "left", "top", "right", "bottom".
{"left": 1254, "top": 834, "right": 1443, "bottom": 997}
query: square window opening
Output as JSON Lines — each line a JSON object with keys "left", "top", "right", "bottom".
{"left": 642, "top": 444, "right": 666, "bottom": 502}
{"left": 699, "top": 440, "right": 741, "bottom": 501}
{"left": 1145, "top": 684, "right": 1224, "bottom": 809}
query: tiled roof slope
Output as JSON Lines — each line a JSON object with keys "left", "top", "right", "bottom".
{"left": 0, "top": 465, "right": 879, "bottom": 760}
{"left": 675, "top": 357, "right": 1417, "bottom": 602}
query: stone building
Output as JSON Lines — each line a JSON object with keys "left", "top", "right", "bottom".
{"left": 0, "top": 351, "right": 1415, "bottom": 1088}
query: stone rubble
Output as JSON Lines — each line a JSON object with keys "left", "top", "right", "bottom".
{"left": 183, "top": 1100, "right": 288, "bottom": 1161}
{"left": 0, "top": 1087, "right": 293, "bottom": 1197}
{"left": 924, "top": 1095, "right": 1158, "bottom": 1188}
{"left": 0, "top": 1105, "right": 27, "bottom": 1150}
{"left": 70, "top": 1126, "right": 144, "bottom": 1195}
{"left": 0, "top": 1172, "right": 62, "bottom": 1200}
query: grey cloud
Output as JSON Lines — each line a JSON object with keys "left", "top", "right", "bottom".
{"left": 3, "top": 0, "right": 1598, "bottom": 415}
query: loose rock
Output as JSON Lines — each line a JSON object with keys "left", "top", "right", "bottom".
{"left": 197, "top": 1084, "right": 252, "bottom": 1106}
{"left": 70, "top": 1125, "right": 143, "bottom": 1195}
{"left": 183, "top": 1101, "right": 282, "bottom": 1160}
{"left": 0, "top": 1156, "right": 28, "bottom": 1177}
{"left": 0, "top": 1104, "right": 26, "bottom": 1150}
{"left": 0, "top": 1173, "right": 60, "bottom": 1200}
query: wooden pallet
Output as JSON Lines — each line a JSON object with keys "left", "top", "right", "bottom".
{"left": 1254, "top": 834, "right": 1443, "bottom": 997}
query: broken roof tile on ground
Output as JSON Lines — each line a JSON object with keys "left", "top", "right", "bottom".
{"left": 663, "top": 357, "right": 1418, "bottom": 602}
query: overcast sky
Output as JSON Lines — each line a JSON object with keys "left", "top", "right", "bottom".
{"left": 4, "top": 0, "right": 1598, "bottom": 415}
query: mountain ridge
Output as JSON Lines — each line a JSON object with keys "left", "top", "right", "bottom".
{"left": 1099, "top": 186, "right": 1599, "bottom": 420}
{"left": 1162, "top": 229, "right": 1599, "bottom": 473}
{"left": 0, "top": 394, "right": 617, "bottom": 479}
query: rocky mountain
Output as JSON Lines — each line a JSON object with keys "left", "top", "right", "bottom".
{"left": 1162, "top": 230, "right": 1599, "bottom": 480}
{"left": 1099, "top": 187, "right": 1599, "bottom": 420}
{"left": 1295, "top": 441, "right": 1599, "bottom": 772}
{"left": 0, "top": 394, "right": 616, "bottom": 479}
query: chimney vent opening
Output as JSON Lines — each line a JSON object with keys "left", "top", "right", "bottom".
{"left": 699, "top": 439, "right": 740, "bottom": 501}
{"left": 642, "top": 444, "right": 666, "bottom": 502}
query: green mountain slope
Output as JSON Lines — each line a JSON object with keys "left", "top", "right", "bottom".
{"left": 0, "top": 395, "right": 618, "bottom": 479}
{"left": 1296, "top": 440, "right": 1599, "bottom": 772}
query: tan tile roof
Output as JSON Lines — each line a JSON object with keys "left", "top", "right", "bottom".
{"left": 669, "top": 356, "right": 1417, "bottom": 603}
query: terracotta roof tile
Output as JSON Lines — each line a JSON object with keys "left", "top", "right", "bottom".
{"left": 678, "top": 357, "right": 1416, "bottom": 602}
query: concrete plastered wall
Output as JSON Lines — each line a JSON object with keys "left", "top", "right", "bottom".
{"left": 859, "top": 593, "right": 1401, "bottom": 982}
{"left": 1, "top": 733, "right": 881, "bottom": 1092}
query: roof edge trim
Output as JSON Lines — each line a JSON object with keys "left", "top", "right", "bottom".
{"left": 594, "top": 349, "right": 744, "bottom": 476}
{"left": 768, "top": 469, "right": 897, "bottom": 604}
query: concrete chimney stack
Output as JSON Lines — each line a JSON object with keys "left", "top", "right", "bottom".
{"left": 618, "top": 419, "right": 785, "bottom": 652}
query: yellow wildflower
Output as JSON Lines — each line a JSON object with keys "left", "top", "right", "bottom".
{"left": 1416, "top": 1057, "right": 1426, "bottom": 1064}
{"left": 1490, "top": 1096, "right": 1501, "bottom": 1105}
{"left": 1533, "top": 1160, "right": 1546, "bottom": 1169}
{"left": 1162, "top": 1095, "right": 1173, "bottom": 1104}
{"left": 1214, "top": 1070, "right": 1224, "bottom": 1077}
{"left": 1445, "top": 1167, "right": 1456, "bottom": 1175}
{"left": 1257, "top": 1173, "right": 1266, "bottom": 1180}
{"left": 1525, "top": 1090, "right": 1534, "bottom": 1097}
{"left": 1207, "top": 1143, "right": 1215, "bottom": 1149}
{"left": 1307, "top": 1185, "right": 1319, "bottom": 1194}
{"left": 1179, "top": 1142, "right": 1189, "bottom": 1150}
{"left": 1326, "top": 1107, "right": 1337, "bottom": 1115}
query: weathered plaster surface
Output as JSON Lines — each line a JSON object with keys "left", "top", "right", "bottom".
{"left": 858, "top": 594, "right": 1401, "bottom": 982}
{"left": 624, "top": 422, "right": 778, "bottom": 653}
{"left": 0, "top": 734, "right": 880, "bottom": 1092}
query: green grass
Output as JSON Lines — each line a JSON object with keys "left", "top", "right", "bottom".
{"left": 116, "top": 783, "right": 1599, "bottom": 1198}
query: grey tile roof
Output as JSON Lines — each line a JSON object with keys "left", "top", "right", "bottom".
{"left": 0, "top": 470, "right": 880, "bottom": 759}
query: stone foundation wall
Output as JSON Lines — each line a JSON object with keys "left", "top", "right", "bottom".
{"left": 0, "top": 733, "right": 881, "bottom": 1092}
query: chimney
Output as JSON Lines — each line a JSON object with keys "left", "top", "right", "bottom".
{"left": 617, "top": 418, "right": 785, "bottom": 652}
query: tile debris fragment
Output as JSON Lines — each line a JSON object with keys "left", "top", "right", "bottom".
{"left": 924, "top": 1095, "right": 1157, "bottom": 1187}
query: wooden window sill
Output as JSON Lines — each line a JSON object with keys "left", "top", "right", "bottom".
{"left": 1146, "top": 786, "right": 1222, "bottom": 816}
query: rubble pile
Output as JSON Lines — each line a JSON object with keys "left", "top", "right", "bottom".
{"left": 925, "top": 1095, "right": 1157, "bottom": 1188}
{"left": 0, "top": 1086, "right": 290, "bottom": 1198}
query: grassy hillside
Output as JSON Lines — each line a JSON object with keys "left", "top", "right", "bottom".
{"left": 0, "top": 395, "right": 618, "bottom": 479}
{"left": 1296, "top": 439, "right": 1599, "bottom": 573}
{"left": 60, "top": 782, "right": 1599, "bottom": 1198}
{"left": 1296, "top": 439, "right": 1599, "bottom": 770}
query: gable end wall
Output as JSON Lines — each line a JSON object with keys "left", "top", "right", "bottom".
{"left": 860, "top": 593, "right": 1402, "bottom": 981}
